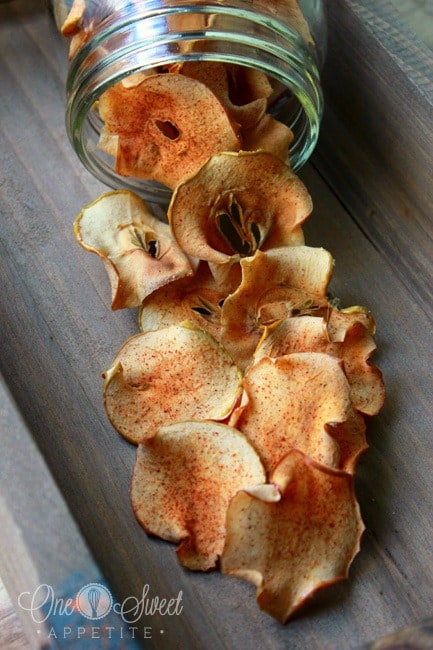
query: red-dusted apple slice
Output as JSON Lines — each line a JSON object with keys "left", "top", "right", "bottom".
{"left": 326, "top": 409, "right": 368, "bottom": 474}
{"left": 131, "top": 421, "right": 266, "bottom": 570}
{"left": 220, "top": 246, "right": 333, "bottom": 370}
{"left": 254, "top": 315, "right": 329, "bottom": 362}
{"left": 230, "top": 352, "right": 351, "bottom": 472}
{"left": 325, "top": 305, "right": 377, "bottom": 340}
{"left": 340, "top": 322, "right": 385, "bottom": 416}
{"left": 98, "top": 73, "right": 240, "bottom": 188}
{"left": 74, "top": 190, "right": 194, "bottom": 309}
{"left": 103, "top": 322, "right": 242, "bottom": 444}
{"left": 221, "top": 449, "right": 364, "bottom": 623}
{"left": 168, "top": 151, "right": 310, "bottom": 268}
{"left": 242, "top": 113, "right": 294, "bottom": 161}
{"left": 181, "top": 62, "right": 271, "bottom": 131}
{"left": 138, "top": 262, "right": 234, "bottom": 341}
{"left": 255, "top": 315, "right": 385, "bottom": 416}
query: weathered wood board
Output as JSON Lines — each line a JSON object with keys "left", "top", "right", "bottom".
{"left": 0, "top": 1, "right": 432, "bottom": 648}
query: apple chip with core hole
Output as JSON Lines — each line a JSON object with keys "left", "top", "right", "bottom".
{"left": 220, "top": 246, "right": 333, "bottom": 370}
{"left": 138, "top": 263, "right": 234, "bottom": 341}
{"left": 221, "top": 449, "right": 364, "bottom": 623}
{"left": 254, "top": 315, "right": 385, "bottom": 416}
{"left": 98, "top": 74, "right": 241, "bottom": 188}
{"left": 103, "top": 322, "right": 242, "bottom": 444}
{"left": 168, "top": 151, "right": 310, "bottom": 267}
{"left": 131, "top": 421, "right": 266, "bottom": 571}
{"left": 74, "top": 190, "right": 194, "bottom": 309}
{"left": 229, "top": 353, "right": 351, "bottom": 472}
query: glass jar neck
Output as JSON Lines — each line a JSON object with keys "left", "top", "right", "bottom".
{"left": 66, "top": 1, "right": 323, "bottom": 204}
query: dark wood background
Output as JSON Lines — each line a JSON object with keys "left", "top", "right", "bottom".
{"left": 1, "top": 1, "right": 433, "bottom": 648}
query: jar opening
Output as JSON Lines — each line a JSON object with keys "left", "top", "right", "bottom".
{"left": 66, "top": 3, "right": 323, "bottom": 204}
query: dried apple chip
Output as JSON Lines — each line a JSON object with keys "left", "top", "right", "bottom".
{"left": 326, "top": 304, "right": 377, "bottom": 340}
{"left": 340, "top": 321, "right": 384, "bottom": 416}
{"left": 168, "top": 151, "right": 310, "bottom": 267}
{"left": 138, "top": 262, "right": 234, "bottom": 341}
{"left": 254, "top": 315, "right": 329, "bottom": 362}
{"left": 220, "top": 246, "right": 333, "bottom": 369}
{"left": 242, "top": 113, "right": 294, "bottom": 161}
{"left": 327, "top": 409, "right": 368, "bottom": 474}
{"left": 103, "top": 322, "right": 242, "bottom": 444}
{"left": 230, "top": 353, "right": 351, "bottom": 472}
{"left": 131, "top": 421, "right": 266, "bottom": 571}
{"left": 253, "top": 0, "right": 314, "bottom": 46}
{"left": 98, "top": 73, "right": 240, "bottom": 188}
{"left": 74, "top": 190, "right": 194, "bottom": 309}
{"left": 60, "top": 0, "right": 86, "bottom": 36}
{"left": 255, "top": 314, "right": 385, "bottom": 416}
{"left": 221, "top": 449, "right": 364, "bottom": 623}
{"left": 181, "top": 62, "right": 272, "bottom": 132}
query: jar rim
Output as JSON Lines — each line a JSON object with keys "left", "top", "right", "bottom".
{"left": 66, "top": 2, "right": 323, "bottom": 204}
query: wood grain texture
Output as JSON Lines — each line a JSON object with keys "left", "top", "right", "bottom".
{"left": 389, "top": 0, "right": 433, "bottom": 50}
{"left": 0, "top": 1, "right": 433, "bottom": 649}
{"left": 0, "top": 581, "right": 31, "bottom": 650}
{"left": 316, "top": 0, "right": 433, "bottom": 313}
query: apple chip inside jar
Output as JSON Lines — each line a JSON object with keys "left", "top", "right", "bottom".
{"left": 103, "top": 322, "right": 242, "bottom": 444}
{"left": 60, "top": 0, "right": 86, "bottom": 36}
{"left": 229, "top": 352, "right": 351, "bottom": 472}
{"left": 97, "top": 73, "right": 241, "bottom": 188}
{"left": 131, "top": 421, "right": 266, "bottom": 571}
{"left": 221, "top": 449, "right": 364, "bottom": 623}
{"left": 74, "top": 190, "right": 194, "bottom": 309}
{"left": 168, "top": 151, "right": 310, "bottom": 267}
{"left": 253, "top": 0, "right": 314, "bottom": 46}
{"left": 220, "top": 246, "right": 333, "bottom": 370}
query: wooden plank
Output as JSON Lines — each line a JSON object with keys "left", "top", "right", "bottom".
{"left": 0, "top": 580, "right": 32, "bottom": 650}
{"left": 315, "top": 0, "right": 433, "bottom": 312}
{"left": 0, "top": 1, "right": 432, "bottom": 649}
{"left": 0, "top": 361, "right": 147, "bottom": 647}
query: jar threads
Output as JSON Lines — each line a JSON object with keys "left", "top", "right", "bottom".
{"left": 65, "top": 1, "right": 324, "bottom": 203}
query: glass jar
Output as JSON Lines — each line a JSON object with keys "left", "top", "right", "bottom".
{"left": 50, "top": 0, "right": 326, "bottom": 204}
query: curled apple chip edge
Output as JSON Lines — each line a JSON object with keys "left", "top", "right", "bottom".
{"left": 220, "top": 246, "right": 334, "bottom": 370}
{"left": 179, "top": 61, "right": 273, "bottom": 132}
{"left": 138, "top": 262, "right": 235, "bottom": 342}
{"left": 102, "top": 321, "right": 242, "bottom": 444}
{"left": 97, "top": 73, "right": 241, "bottom": 189}
{"left": 221, "top": 448, "right": 365, "bottom": 624}
{"left": 326, "top": 304, "right": 377, "bottom": 340}
{"left": 60, "top": 0, "right": 86, "bottom": 37}
{"left": 326, "top": 408, "right": 368, "bottom": 475}
{"left": 229, "top": 352, "right": 352, "bottom": 473}
{"left": 74, "top": 189, "right": 195, "bottom": 309}
{"left": 168, "top": 150, "right": 311, "bottom": 268}
{"left": 340, "top": 321, "right": 385, "bottom": 416}
{"left": 255, "top": 313, "right": 385, "bottom": 416}
{"left": 241, "top": 113, "right": 294, "bottom": 162}
{"left": 130, "top": 420, "right": 266, "bottom": 571}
